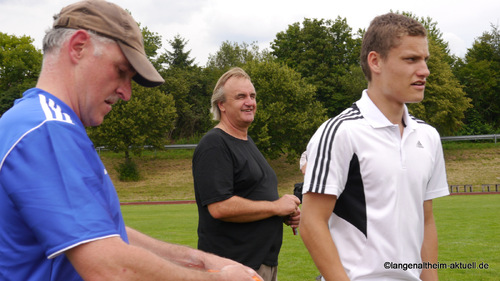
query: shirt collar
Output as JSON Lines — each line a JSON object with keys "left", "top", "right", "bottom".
{"left": 356, "top": 90, "right": 417, "bottom": 130}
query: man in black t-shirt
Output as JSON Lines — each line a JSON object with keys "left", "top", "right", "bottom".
{"left": 192, "top": 67, "right": 301, "bottom": 281}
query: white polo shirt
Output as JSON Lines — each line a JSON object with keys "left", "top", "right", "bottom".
{"left": 303, "top": 90, "right": 449, "bottom": 281}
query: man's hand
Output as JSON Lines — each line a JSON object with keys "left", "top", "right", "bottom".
{"left": 274, "top": 194, "right": 300, "bottom": 217}
{"left": 284, "top": 207, "right": 301, "bottom": 227}
{"left": 209, "top": 265, "right": 263, "bottom": 281}
{"left": 280, "top": 194, "right": 301, "bottom": 235}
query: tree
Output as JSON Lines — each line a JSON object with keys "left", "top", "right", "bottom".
{"left": 407, "top": 12, "right": 455, "bottom": 66}
{"left": 0, "top": 33, "right": 42, "bottom": 116}
{"left": 158, "top": 35, "right": 212, "bottom": 139}
{"left": 161, "top": 66, "right": 213, "bottom": 139}
{"left": 161, "top": 34, "right": 195, "bottom": 68}
{"left": 87, "top": 83, "right": 177, "bottom": 160}
{"left": 271, "top": 17, "right": 363, "bottom": 117}
{"left": 206, "top": 41, "right": 272, "bottom": 70}
{"left": 453, "top": 24, "right": 500, "bottom": 133}
{"left": 244, "top": 60, "right": 327, "bottom": 163}
{"left": 139, "top": 24, "right": 164, "bottom": 70}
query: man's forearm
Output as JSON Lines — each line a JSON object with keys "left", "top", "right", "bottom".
{"left": 66, "top": 234, "right": 232, "bottom": 281}
{"left": 300, "top": 193, "right": 349, "bottom": 281}
{"left": 301, "top": 219, "right": 349, "bottom": 281}
{"left": 126, "top": 226, "right": 241, "bottom": 271}
{"left": 127, "top": 226, "right": 208, "bottom": 268}
{"left": 207, "top": 195, "right": 299, "bottom": 223}
{"left": 420, "top": 200, "right": 438, "bottom": 281}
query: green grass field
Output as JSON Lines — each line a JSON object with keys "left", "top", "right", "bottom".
{"left": 114, "top": 142, "right": 499, "bottom": 279}
{"left": 433, "top": 195, "right": 499, "bottom": 281}
{"left": 122, "top": 194, "right": 500, "bottom": 281}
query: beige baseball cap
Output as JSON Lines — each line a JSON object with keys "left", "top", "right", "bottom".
{"left": 53, "top": 0, "right": 164, "bottom": 87}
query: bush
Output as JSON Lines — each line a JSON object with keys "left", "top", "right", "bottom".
{"left": 116, "top": 159, "right": 141, "bottom": 182}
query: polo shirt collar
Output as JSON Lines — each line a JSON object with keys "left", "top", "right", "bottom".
{"left": 356, "top": 90, "right": 417, "bottom": 130}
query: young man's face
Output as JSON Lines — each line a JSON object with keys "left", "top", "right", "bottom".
{"left": 218, "top": 76, "right": 257, "bottom": 130}
{"left": 377, "top": 35, "right": 430, "bottom": 105}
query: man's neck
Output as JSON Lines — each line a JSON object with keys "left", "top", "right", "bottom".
{"left": 216, "top": 120, "right": 248, "bottom": 140}
{"left": 366, "top": 89, "right": 405, "bottom": 125}
{"left": 365, "top": 89, "right": 406, "bottom": 137}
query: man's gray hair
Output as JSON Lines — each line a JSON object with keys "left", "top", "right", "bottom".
{"left": 42, "top": 28, "right": 115, "bottom": 57}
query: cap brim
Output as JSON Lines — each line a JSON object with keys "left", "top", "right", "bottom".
{"left": 117, "top": 41, "right": 164, "bottom": 87}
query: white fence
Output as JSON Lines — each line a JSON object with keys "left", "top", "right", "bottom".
{"left": 450, "top": 184, "right": 500, "bottom": 194}
{"left": 441, "top": 134, "right": 498, "bottom": 143}
{"left": 95, "top": 134, "right": 499, "bottom": 153}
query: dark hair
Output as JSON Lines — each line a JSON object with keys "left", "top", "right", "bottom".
{"left": 360, "top": 13, "right": 427, "bottom": 81}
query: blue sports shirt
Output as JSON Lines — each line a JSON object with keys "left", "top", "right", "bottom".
{"left": 0, "top": 88, "right": 128, "bottom": 280}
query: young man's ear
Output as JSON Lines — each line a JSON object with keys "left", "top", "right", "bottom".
{"left": 367, "top": 51, "right": 382, "bottom": 76}
{"left": 67, "top": 30, "right": 91, "bottom": 63}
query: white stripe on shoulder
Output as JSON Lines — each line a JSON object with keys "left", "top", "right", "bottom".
{"left": 39, "top": 94, "right": 74, "bottom": 124}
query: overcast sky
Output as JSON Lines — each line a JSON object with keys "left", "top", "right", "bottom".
{"left": 1, "top": 0, "right": 499, "bottom": 65}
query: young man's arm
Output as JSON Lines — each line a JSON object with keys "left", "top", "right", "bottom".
{"left": 65, "top": 227, "right": 259, "bottom": 281}
{"left": 300, "top": 193, "right": 350, "bottom": 281}
{"left": 420, "top": 200, "right": 439, "bottom": 281}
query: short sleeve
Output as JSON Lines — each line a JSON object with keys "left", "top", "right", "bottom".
{"left": 193, "top": 138, "right": 235, "bottom": 207}
{"left": 2, "top": 121, "right": 122, "bottom": 258}
{"left": 302, "top": 119, "right": 353, "bottom": 197}
{"left": 424, "top": 130, "right": 450, "bottom": 200}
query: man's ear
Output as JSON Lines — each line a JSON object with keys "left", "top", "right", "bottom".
{"left": 218, "top": 100, "right": 225, "bottom": 114}
{"left": 367, "top": 51, "right": 382, "bottom": 76}
{"left": 67, "top": 30, "right": 91, "bottom": 64}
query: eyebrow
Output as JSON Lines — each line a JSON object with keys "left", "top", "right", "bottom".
{"left": 120, "top": 61, "right": 136, "bottom": 75}
{"left": 236, "top": 92, "right": 256, "bottom": 97}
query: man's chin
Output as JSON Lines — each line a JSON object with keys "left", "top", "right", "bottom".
{"left": 244, "top": 118, "right": 254, "bottom": 125}
{"left": 84, "top": 117, "right": 105, "bottom": 127}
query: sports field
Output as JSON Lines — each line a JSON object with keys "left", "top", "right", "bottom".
{"left": 122, "top": 194, "right": 499, "bottom": 281}
{"left": 114, "top": 142, "right": 499, "bottom": 280}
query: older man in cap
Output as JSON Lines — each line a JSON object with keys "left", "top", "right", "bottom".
{"left": 0, "top": 1, "right": 260, "bottom": 280}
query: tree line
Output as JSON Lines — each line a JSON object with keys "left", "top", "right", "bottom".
{"left": 1, "top": 13, "right": 499, "bottom": 165}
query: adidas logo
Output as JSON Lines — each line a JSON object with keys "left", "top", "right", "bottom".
{"left": 416, "top": 141, "right": 424, "bottom": 148}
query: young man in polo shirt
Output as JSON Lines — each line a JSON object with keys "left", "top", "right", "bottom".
{"left": 300, "top": 13, "right": 449, "bottom": 281}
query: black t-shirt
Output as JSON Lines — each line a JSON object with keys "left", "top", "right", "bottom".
{"left": 192, "top": 128, "right": 282, "bottom": 270}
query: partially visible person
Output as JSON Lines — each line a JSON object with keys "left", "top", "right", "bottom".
{"left": 300, "top": 150, "right": 308, "bottom": 175}
{"left": 0, "top": 1, "right": 260, "bottom": 280}
{"left": 192, "top": 67, "right": 301, "bottom": 281}
{"left": 292, "top": 150, "right": 308, "bottom": 203}
{"left": 300, "top": 13, "right": 449, "bottom": 281}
